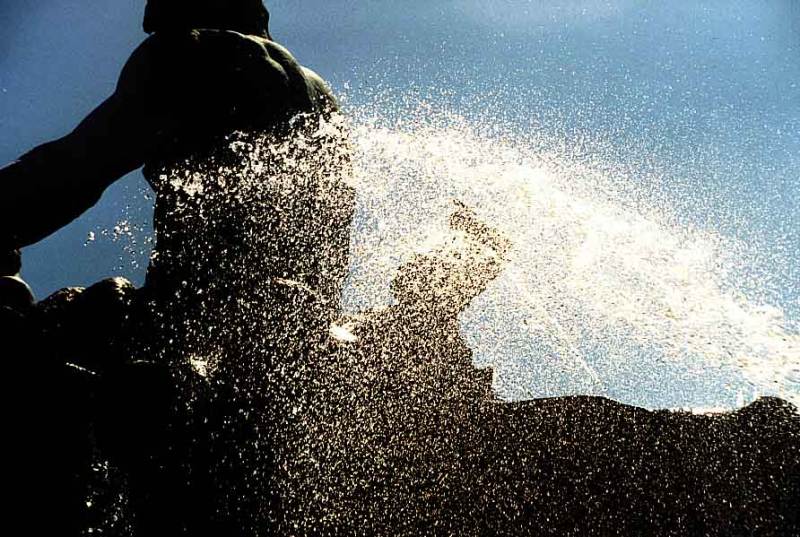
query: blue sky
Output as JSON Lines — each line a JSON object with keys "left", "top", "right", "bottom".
{"left": 1, "top": 1, "right": 798, "bottom": 406}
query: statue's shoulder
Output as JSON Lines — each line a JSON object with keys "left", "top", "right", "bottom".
{"left": 121, "top": 30, "right": 280, "bottom": 77}
{"left": 300, "top": 66, "right": 339, "bottom": 112}
{"left": 132, "top": 31, "right": 309, "bottom": 75}
{"left": 124, "top": 30, "right": 261, "bottom": 70}
{"left": 261, "top": 39, "right": 340, "bottom": 112}
{"left": 120, "top": 31, "right": 337, "bottom": 112}
{"left": 116, "top": 32, "right": 214, "bottom": 96}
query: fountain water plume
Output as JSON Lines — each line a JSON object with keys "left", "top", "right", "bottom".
{"left": 77, "top": 100, "right": 800, "bottom": 533}
{"left": 341, "top": 103, "right": 800, "bottom": 408}
{"left": 102, "top": 101, "right": 799, "bottom": 407}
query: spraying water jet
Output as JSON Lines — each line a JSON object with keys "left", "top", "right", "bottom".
{"left": 1, "top": 3, "right": 798, "bottom": 535}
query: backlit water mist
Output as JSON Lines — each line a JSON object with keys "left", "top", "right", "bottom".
{"left": 101, "top": 102, "right": 799, "bottom": 411}
{"left": 339, "top": 104, "right": 799, "bottom": 410}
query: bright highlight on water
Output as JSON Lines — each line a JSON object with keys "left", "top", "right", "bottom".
{"left": 336, "top": 104, "right": 800, "bottom": 409}
{"left": 102, "top": 100, "right": 799, "bottom": 411}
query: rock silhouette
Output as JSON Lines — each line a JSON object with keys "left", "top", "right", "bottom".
{"left": 277, "top": 205, "right": 800, "bottom": 536}
{"left": 1, "top": 2, "right": 798, "bottom": 536}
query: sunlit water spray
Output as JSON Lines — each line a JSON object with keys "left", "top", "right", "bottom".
{"left": 78, "top": 101, "right": 799, "bottom": 532}
{"left": 338, "top": 104, "right": 799, "bottom": 409}
{"left": 95, "top": 103, "right": 799, "bottom": 410}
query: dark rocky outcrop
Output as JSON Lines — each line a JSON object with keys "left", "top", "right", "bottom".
{"left": 287, "top": 209, "right": 800, "bottom": 535}
{"left": 7, "top": 236, "right": 798, "bottom": 537}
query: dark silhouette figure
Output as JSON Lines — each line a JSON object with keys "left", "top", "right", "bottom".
{"left": 285, "top": 202, "right": 507, "bottom": 532}
{"left": 2, "top": 1, "right": 352, "bottom": 535}
{"left": 275, "top": 204, "right": 800, "bottom": 536}
{"left": 334, "top": 201, "right": 508, "bottom": 404}
{"left": 1, "top": 2, "right": 798, "bottom": 537}
{"left": 0, "top": 0, "right": 338, "bottom": 252}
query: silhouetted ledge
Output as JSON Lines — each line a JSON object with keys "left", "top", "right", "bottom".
{"left": 5, "top": 262, "right": 798, "bottom": 537}
{"left": 300, "top": 392, "right": 799, "bottom": 536}
{"left": 474, "top": 395, "right": 799, "bottom": 535}
{"left": 8, "top": 284, "right": 800, "bottom": 535}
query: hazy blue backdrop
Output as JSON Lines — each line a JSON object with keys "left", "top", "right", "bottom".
{"left": 1, "top": 1, "right": 798, "bottom": 406}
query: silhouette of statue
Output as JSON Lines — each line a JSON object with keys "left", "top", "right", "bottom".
{"left": 270, "top": 204, "right": 800, "bottom": 536}
{"left": 0, "top": 0, "right": 353, "bottom": 364}
{"left": 275, "top": 201, "right": 505, "bottom": 530}
{"left": 0, "top": 0, "right": 343, "bottom": 251}
{"left": 2, "top": 3, "right": 798, "bottom": 536}
{"left": 1, "top": 1, "right": 353, "bottom": 534}
{"left": 332, "top": 201, "right": 508, "bottom": 403}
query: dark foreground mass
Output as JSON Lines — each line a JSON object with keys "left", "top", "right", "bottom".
{"left": 3, "top": 265, "right": 799, "bottom": 536}
{"left": 1, "top": 1, "right": 797, "bottom": 535}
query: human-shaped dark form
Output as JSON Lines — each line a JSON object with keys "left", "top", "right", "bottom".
{"left": 287, "top": 202, "right": 510, "bottom": 531}
{"left": 336, "top": 201, "right": 510, "bottom": 402}
{"left": 0, "top": 1, "right": 353, "bottom": 534}
{"left": 0, "top": 0, "right": 352, "bottom": 316}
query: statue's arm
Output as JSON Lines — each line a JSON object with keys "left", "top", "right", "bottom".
{"left": 0, "top": 34, "right": 341, "bottom": 251}
{"left": 0, "top": 42, "right": 157, "bottom": 251}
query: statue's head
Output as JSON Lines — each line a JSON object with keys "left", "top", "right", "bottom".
{"left": 143, "top": 0, "right": 272, "bottom": 39}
